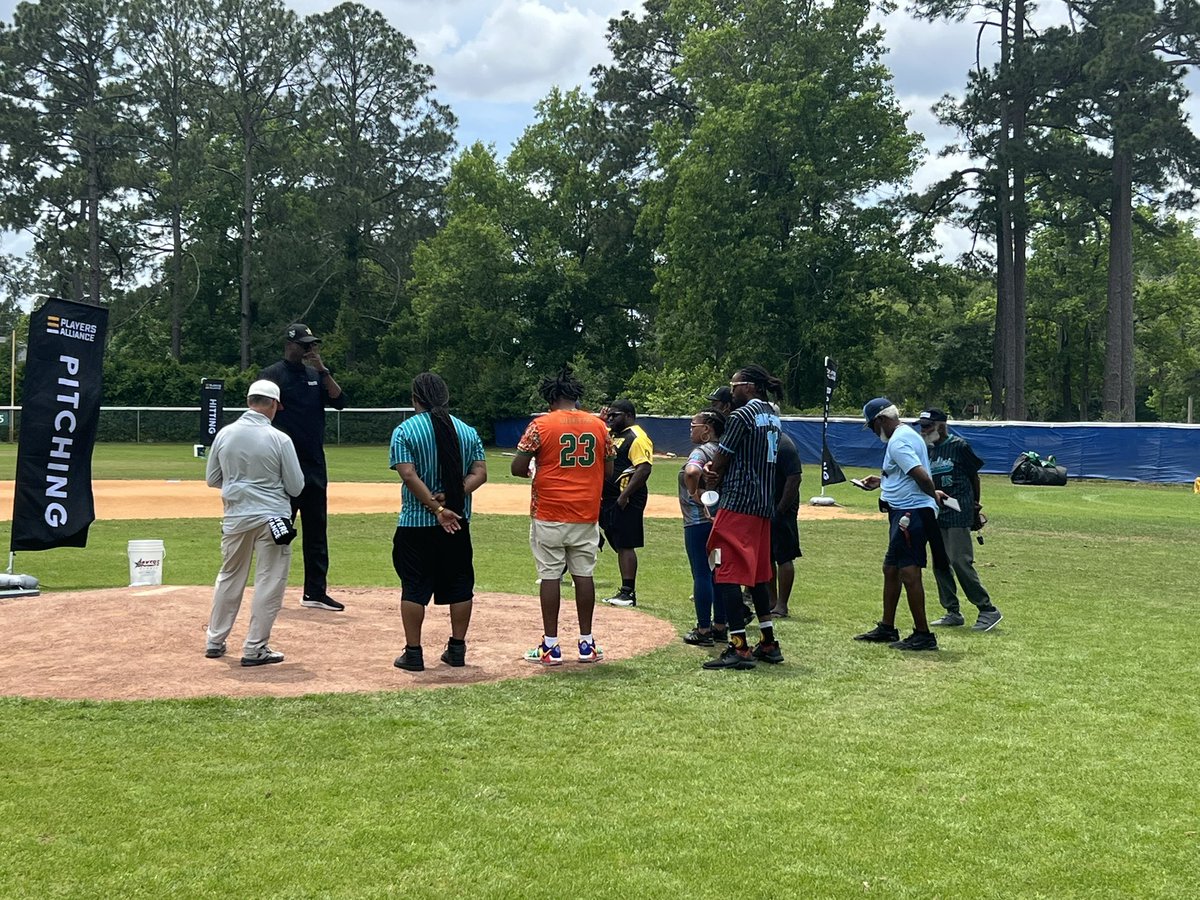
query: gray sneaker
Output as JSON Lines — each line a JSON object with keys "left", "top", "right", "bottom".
{"left": 931, "top": 612, "right": 965, "bottom": 627}
{"left": 973, "top": 608, "right": 1003, "bottom": 632}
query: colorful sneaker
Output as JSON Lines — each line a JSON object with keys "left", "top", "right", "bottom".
{"left": 751, "top": 640, "right": 784, "bottom": 664}
{"left": 578, "top": 639, "right": 604, "bottom": 663}
{"left": 523, "top": 641, "right": 563, "bottom": 666}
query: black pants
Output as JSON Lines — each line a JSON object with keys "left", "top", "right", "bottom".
{"left": 291, "top": 477, "right": 329, "bottom": 599}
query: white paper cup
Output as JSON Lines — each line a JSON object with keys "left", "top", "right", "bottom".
{"left": 700, "top": 490, "right": 719, "bottom": 507}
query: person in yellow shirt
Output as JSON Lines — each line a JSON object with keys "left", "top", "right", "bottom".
{"left": 600, "top": 399, "right": 653, "bottom": 607}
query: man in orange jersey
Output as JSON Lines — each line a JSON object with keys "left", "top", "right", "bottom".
{"left": 512, "top": 366, "right": 614, "bottom": 666}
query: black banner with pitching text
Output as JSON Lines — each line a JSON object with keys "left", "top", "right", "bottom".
{"left": 11, "top": 298, "right": 108, "bottom": 551}
{"left": 820, "top": 356, "right": 846, "bottom": 486}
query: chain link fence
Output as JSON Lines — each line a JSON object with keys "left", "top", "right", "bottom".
{"left": 1, "top": 407, "right": 414, "bottom": 445}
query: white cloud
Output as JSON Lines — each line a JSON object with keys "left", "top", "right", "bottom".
{"left": 435, "top": 1, "right": 618, "bottom": 103}
{"left": 413, "top": 23, "right": 461, "bottom": 59}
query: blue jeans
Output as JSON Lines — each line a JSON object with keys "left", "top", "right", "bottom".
{"left": 684, "top": 522, "right": 725, "bottom": 628}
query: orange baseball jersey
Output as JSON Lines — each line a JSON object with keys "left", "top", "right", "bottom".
{"left": 517, "top": 409, "right": 613, "bottom": 523}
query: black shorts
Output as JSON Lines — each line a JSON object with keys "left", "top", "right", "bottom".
{"left": 600, "top": 494, "right": 646, "bottom": 550}
{"left": 771, "top": 512, "right": 801, "bottom": 564}
{"left": 392, "top": 523, "right": 475, "bottom": 606}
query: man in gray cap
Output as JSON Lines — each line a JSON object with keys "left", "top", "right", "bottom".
{"left": 259, "top": 324, "right": 348, "bottom": 611}
{"left": 204, "top": 380, "right": 305, "bottom": 665}
{"left": 853, "top": 397, "right": 945, "bottom": 651}
{"left": 917, "top": 408, "right": 1002, "bottom": 631}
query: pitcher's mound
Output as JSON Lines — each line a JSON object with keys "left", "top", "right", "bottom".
{"left": 0, "top": 586, "right": 677, "bottom": 701}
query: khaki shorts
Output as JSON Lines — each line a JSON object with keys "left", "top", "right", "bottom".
{"left": 530, "top": 520, "right": 600, "bottom": 579}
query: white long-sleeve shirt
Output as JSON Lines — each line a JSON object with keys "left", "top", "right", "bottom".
{"left": 206, "top": 409, "right": 305, "bottom": 534}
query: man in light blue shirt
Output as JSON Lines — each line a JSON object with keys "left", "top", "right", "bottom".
{"left": 853, "top": 397, "right": 946, "bottom": 652}
{"left": 204, "top": 380, "right": 305, "bottom": 666}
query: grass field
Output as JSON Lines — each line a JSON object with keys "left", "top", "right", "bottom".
{"left": 0, "top": 445, "right": 1197, "bottom": 897}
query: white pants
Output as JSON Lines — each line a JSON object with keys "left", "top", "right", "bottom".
{"left": 206, "top": 523, "right": 292, "bottom": 653}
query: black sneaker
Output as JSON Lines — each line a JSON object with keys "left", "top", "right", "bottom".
{"left": 752, "top": 640, "right": 784, "bottom": 664}
{"left": 854, "top": 622, "right": 900, "bottom": 643}
{"left": 394, "top": 645, "right": 425, "bottom": 671}
{"left": 204, "top": 644, "right": 226, "bottom": 659}
{"left": 682, "top": 627, "right": 715, "bottom": 647}
{"left": 603, "top": 589, "right": 637, "bottom": 608}
{"left": 301, "top": 594, "right": 345, "bottom": 612}
{"left": 702, "top": 645, "right": 756, "bottom": 670}
{"left": 441, "top": 640, "right": 466, "bottom": 667}
{"left": 240, "top": 647, "right": 284, "bottom": 667}
{"left": 889, "top": 631, "right": 939, "bottom": 651}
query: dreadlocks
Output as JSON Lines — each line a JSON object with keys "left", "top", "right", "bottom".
{"left": 737, "top": 364, "right": 784, "bottom": 401}
{"left": 538, "top": 364, "right": 586, "bottom": 407}
{"left": 411, "top": 372, "right": 465, "bottom": 515}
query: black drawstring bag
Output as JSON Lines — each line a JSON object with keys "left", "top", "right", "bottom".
{"left": 266, "top": 515, "right": 297, "bottom": 545}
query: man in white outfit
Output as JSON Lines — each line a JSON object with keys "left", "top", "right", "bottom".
{"left": 204, "top": 380, "right": 305, "bottom": 666}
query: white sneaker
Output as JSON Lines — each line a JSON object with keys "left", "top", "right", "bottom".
{"left": 603, "top": 590, "right": 637, "bottom": 608}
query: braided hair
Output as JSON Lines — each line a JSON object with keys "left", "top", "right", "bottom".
{"left": 737, "top": 364, "right": 784, "bottom": 401}
{"left": 411, "top": 372, "right": 465, "bottom": 515}
{"left": 538, "top": 365, "right": 586, "bottom": 406}
{"left": 694, "top": 407, "right": 726, "bottom": 439}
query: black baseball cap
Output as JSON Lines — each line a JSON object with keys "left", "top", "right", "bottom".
{"left": 917, "top": 408, "right": 948, "bottom": 426}
{"left": 286, "top": 323, "right": 320, "bottom": 344}
{"left": 707, "top": 386, "right": 733, "bottom": 405}
{"left": 608, "top": 398, "right": 636, "bottom": 417}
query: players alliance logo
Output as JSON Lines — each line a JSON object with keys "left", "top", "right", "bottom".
{"left": 46, "top": 315, "right": 99, "bottom": 342}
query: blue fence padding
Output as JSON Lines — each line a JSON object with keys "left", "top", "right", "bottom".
{"left": 494, "top": 416, "right": 1200, "bottom": 484}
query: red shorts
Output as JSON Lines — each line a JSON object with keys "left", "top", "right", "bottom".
{"left": 706, "top": 508, "right": 772, "bottom": 586}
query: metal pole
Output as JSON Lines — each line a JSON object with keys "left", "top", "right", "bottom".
{"left": 8, "top": 328, "right": 13, "bottom": 446}
{"left": 1188, "top": 396, "right": 1193, "bottom": 425}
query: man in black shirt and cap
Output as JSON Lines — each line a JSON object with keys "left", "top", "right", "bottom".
{"left": 259, "top": 324, "right": 348, "bottom": 611}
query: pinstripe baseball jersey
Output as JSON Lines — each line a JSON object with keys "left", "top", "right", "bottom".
{"left": 389, "top": 412, "right": 486, "bottom": 526}
{"left": 717, "top": 398, "right": 781, "bottom": 519}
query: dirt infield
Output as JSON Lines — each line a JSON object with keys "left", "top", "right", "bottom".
{"left": 0, "top": 479, "right": 874, "bottom": 701}
{"left": 0, "top": 586, "right": 677, "bottom": 701}
{"left": 0, "top": 480, "right": 881, "bottom": 521}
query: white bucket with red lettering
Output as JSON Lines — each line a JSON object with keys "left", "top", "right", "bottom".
{"left": 128, "top": 539, "right": 165, "bottom": 587}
